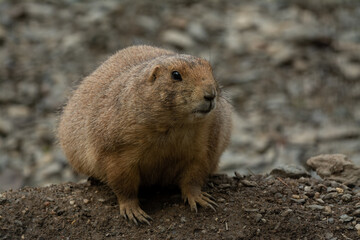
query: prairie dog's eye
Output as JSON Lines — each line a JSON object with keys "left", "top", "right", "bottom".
{"left": 171, "top": 71, "right": 182, "bottom": 81}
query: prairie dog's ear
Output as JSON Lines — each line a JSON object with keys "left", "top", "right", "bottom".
{"left": 148, "top": 65, "right": 160, "bottom": 82}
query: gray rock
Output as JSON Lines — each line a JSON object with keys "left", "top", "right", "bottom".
{"left": 307, "top": 205, "right": 324, "bottom": 210}
{"left": 288, "top": 129, "right": 317, "bottom": 145}
{"left": 280, "top": 208, "right": 293, "bottom": 217}
{"left": 240, "top": 180, "right": 257, "bottom": 187}
{"left": 324, "top": 232, "right": 333, "bottom": 240}
{"left": 339, "top": 214, "right": 353, "bottom": 222}
{"left": 307, "top": 154, "right": 360, "bottom": 186}
{"left": 274, "top": 193, "right": 283, "bottom": 199}
{"left": 341, "top": 194, "right": 352, "bottom": 202}
{"left": 327, "top": 187, "right": 336, "bottom": 193}
{"left": 323, "top": 206, "right": 332, "bottom": 214}
{"left": 187, "top": 22, "right": 208, "bottom": 42}
{"left": 37, "top": 161, "right": 62, "bottom": 179}
{"left": 7, "top": 105, "right": 31, "bottom": 118}
{"left": 137, "top": 16, "right": 160, "bottom": 32}
{"left": 282, "top": 25, "right": 332, "bottom": 46}
{"left": 355, "top": 223, "right": 360, "bottom": 231}
{"left": 25, "top": 2, "right": 54, "bottom": 18}
{"left": 0, "top": 83, "right": 16, "bottom": 102}
{"left": 317, "top": 126, "right": 360, "bottom": 142}
{"left": 291, "top": 198, "right": 306, "bottom": 204}
{"left": 254, "top": 213, "right": 262, "bottom": 222}
{"left": 270, "top": 165, "right": 310, "bottom": 179}
{"left": 17, "top": 82, "right": 39, "bottom": 103}
{"left": 161, "top": 30, "right": 195, "bottom": 49}
{"left": 0, "top": 118, "right": 13, "bottom": 135}
{"left": 323, "top": 192, "right": 338, "bottom": 200}
{"left": 269, "top": 44, "right": 296, "bottom": 66}
{"left": 337, "top": 55, "right": 360, "bottom": 81}
{"left": 353, "top": 208, "right": 360, "bottom": 217}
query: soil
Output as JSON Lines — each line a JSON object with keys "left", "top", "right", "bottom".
{"left": 1, "top": 174, "right": 359, "bottom": 239}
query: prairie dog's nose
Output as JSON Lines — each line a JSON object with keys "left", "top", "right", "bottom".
{"left": 204, "top": 89, "right": 216, "bottom": 101}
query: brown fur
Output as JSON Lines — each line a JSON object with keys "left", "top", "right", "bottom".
{"left": 58, "top": 45, "right": 232, "bottom": 224}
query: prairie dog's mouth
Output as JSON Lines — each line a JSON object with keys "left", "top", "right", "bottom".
{"left": 192, "top": 101, "right": 215, "bottom": 115}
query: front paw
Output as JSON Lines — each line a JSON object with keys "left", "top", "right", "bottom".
{"left": 119, "top": 199, "right": 152, "bottom": 225}
{"left": 182, "top": 188, "right": 218, "bottom": 213}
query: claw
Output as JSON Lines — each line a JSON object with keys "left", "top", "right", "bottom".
{"left": 183, "top": 190, "right": 217, "bottom": 213}
{"left": 119, "top": 199, "right": 152, "bottom": 225}
{"left": 130, "top": 215, "right": 138, "bottom": 226}
{"left": 203, "top": 192, "right": 216, "bottom": 201}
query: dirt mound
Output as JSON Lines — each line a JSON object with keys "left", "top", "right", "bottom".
{"left": 1, "top": 174, "right": 359, "bottom": 239}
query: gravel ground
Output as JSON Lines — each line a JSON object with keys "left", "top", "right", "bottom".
{"left": 0, "top": 0, "right": 360, "bottom": 192}
{"left": 1, "top": 174, "right": 360, "bottom": 239}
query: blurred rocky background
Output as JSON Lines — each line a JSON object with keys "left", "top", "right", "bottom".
{"left": 0, "top": 0, "right": 359, "bottom": 191}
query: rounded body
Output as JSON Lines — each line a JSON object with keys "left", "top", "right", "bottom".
{"left": 58, "top": 45, "right": 232, "bottom": 223}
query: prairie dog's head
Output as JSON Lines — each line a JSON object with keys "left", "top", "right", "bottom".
{"left": 141, "top": 54, "right": 219, "bottom": 123}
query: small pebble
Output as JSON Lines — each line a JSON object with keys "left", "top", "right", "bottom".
{"left": 292, "top": 194, "right": 300, "bottom": 199}
{"left": 254, "top": 213, "right": 262, "bottom": 222}
{"left": 328, "top": 218, "right": 334, "bottom": 224}
{"left": 315, "top": 198, "right": 325, "bottom": 204}
{"left": 353, "top": 209, "right": 360, "bottom": 217}
{"left": 356, "top": 224, "right": 360, "bottom": 230}
{"left": 83, "top": 199, "right": 89, "bottom": 204}
{"left": 304, "top": 186, "right": 311, "bottom": 192}
{"left": 355, "top": 224, "right": 360, "bottom": 235}
{"left": 14, "top": 220, "right": 23, "bottom": 226}
{"left": 69, "top": 200, "right": 75, "bottom": 205}
{"left": 335, "top": 188, "right": 344, "bottom": 194}
{"left": 180, "top": 217, "right": 186, "bottom": 223}
{"left": 243, "top": 208, "right": 259, "bottom": 212}
{"left": 314, "top": 192, "right": 320, "bottom": 199}
{"left": 307, "top": 205, "right": 324, "bottom": 210}
{"left": 240, "top": 180, "right": 257, "bottom": 187}
{"left": 323, "top": 192, "right": 338, "bottom": 200}
{"left": 323, "top": 206, "right": 332, "bottom": 214}
{"left": 324, "top": 232, "right": 333, "bottom": 240}
{"left": 291, "top": 198, "right": 305, "bottom": 204}
{"left": 340, "top": 214, "right": 353, "bottom": 222}
{"left": 341, "top": 194, "right": 352, "bottom": 202}
{"left": 274, "top": 193, "right": 283, "bottom": 198}
{"left": 98, "top": 198, "right": 105, "bottom": 202}
{"left": 219, "top": 183, "right": 231, "bottom": 189}
{"left": 158, "top": 226, "right": 166, "bottom": 233}
{"left": 330, "top": 181, "right": 340, "bottom": 188}
{"left": 281, "top": 208, "right": 293, "bottom": 217}
{"left": 234, "top": 172, "right": 244, "bottom": 179}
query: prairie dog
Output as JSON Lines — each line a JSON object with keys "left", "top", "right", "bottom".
{"left": 58, "top": 45, "right": 232, "bottom": 224}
